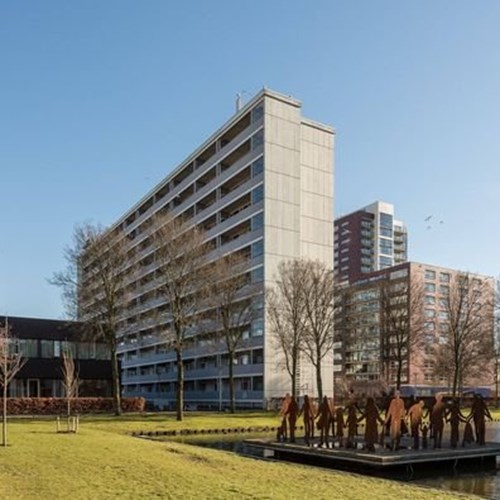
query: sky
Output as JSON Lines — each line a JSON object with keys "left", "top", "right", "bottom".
{"left": 1, "top": 1, "right": 499, "bottom": 319}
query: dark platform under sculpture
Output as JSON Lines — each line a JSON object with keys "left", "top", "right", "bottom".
{"left": 245, "top": 436, "right": 500, "bottom": 475}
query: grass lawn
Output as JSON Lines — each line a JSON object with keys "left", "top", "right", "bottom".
{"left": 0, "top": 413, "right": 472, "bottom": 499}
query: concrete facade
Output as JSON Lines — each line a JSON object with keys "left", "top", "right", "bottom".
{"left": 81, "top": 89, "right": 334, "bottom": 409}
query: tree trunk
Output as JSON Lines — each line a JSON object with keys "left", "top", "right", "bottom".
{"left": 2, "top": 380, "right": 7, "bottom": 447}
{"left": 228, "top": 351, "right": 236, "bottom": 414}
{"left": 452, "top": 365, "right": 459, "bottom": 399}
{"left": 111, "top": 347, "right": 122, "bottom": 416}
{"left": 291, "top": 353, "right": 297, "bottom": 398}
{"left": 176, "top": 349, "right": 184, "bottom": 421}
{"left": 316, "top": 356, "right": 323, "bottom": 401}
{"left": 396, "top": 359, "right": 402, "bottom": 390}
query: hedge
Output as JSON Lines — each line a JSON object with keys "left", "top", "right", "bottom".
{"left": 5, "top": 397, "right": 146, "bottom": 415}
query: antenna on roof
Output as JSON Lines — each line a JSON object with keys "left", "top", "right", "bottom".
{"left": 235, "top": 90, "right": 251, "bottom": 113}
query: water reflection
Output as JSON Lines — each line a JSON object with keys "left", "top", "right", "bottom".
{"left": 416, "top": 424, "right": 500, "bottom": 499}
{"left": 179, "top": 432, "right": 276, "bottom": 459}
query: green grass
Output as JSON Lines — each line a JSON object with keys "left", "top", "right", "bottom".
{"left": 0, "top": 413, "right": 472, "bottom": 499}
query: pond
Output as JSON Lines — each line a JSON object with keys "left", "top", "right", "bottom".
{"left": 415, "top": 424, "right": 500, "bottom": 499}
{"left": 170, "top": 425, "right": 500, "bottom": 499}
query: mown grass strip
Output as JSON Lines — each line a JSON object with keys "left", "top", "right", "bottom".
{"left": 0, "top": 414, "right": 473, "bottom": 499}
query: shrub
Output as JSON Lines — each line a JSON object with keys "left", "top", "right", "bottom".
{"left": 6, "top": 397, "right": 146, "bottom": 415}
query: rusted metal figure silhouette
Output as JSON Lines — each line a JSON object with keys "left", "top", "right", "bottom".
{"left": 345, "top": 401, "right": 360, "bottom": 449}
{"left": 431, "top": 392, "right": 446, "bottom": 449}
{"left": 407, "top": 400, "right": 425, "bottom": 450}
{"left": 285, "top": 395, "right": 299, "bottom": 443}
{"left": 278, "top": 393, "right": 291, "bottom": 441}
{"left": 300, "top": 395, "right": 315, "bottom": 446}
{"left": 328, "top": 397, "right": 336, "bottom": 442}
{"left": 316, "top": 395, "right": 333, "bottom": 448}
{"left": 447, "top": 399, "right": 467, "bottom": 448}
{"left": 384, "top": 390, "right": 406, "bottom": 451}
{"left": 467, "top": 393, "right": 492, "bottom": 446}
{"left": 310, "top": 399, "right": 318, "bottom": 439}
{"left": 361, "top": 397, "right": 383, "bottom": 452}
{"left": 334, "top": 406, "right": 345, "bottom": 448}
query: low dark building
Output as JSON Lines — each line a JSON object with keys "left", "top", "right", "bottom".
{"left": 1, "top": 316, "right": 112, "bottom": 398}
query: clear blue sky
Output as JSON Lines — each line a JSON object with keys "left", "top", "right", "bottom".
{"left": 1, "top": 1, "right": 499, "bottom": 319}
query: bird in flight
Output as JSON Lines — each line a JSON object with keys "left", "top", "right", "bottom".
{"left": 424, "top": 215, "right": 433, "bottom": 222}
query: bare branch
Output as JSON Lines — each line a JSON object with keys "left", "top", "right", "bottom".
{"left": 149, "top": 213, "right": 208, "bottom": 420}
{"left": 0, "top": 320, "right": 26, "bottom": 446}
{"left": 50, "top": 222, "right": 131, "bottom": 415}
{"left": 205, "top": 252, "right": 260, "bottom": 412}
{"left": 301, "top": 260, "right": 335, "bottom": 401}
{"left": 434, "top": 273, "right": 494, "bottom": 397}
{"left": 266, "top": 260, "right": 309, "bottom": 398}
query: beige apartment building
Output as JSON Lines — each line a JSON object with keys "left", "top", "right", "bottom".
{"left": 80, "top": 89, "right": 335, "bottom": 409}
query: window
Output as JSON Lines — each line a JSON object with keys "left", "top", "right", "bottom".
{"left": 19, "top": 339, "right": 38, "bottom": 357}
{"left": 251, "top": 240, "right": 264, "bottom": 258}
{"left": 41, "top": 340, "right": 55, "bottom": 358}
{"left": 252, "top": 185, "right": 263, "bottom": 204}
{"left": 425, "top": 283, "right": 436, "bottom": 293}
{"left": 95, "top": 344, "right": 110, "bottom": 360}
{"left": 251, "top": 266, "right": 264, "bottom": 283}
{"left": 251, "top": 104, "right": 264, "bottom": 123}
{"left": 425, "top": 269, "right": 436, "bottom": 280}
{"left": 379, "top": 213, "right": 393, "bottom": 238}
{"left": 425, "top": 295, "right": 436, "bottom": 305}
{"left": 251, "top": 212, "right": 264, "bottom": 231}
{"left": 439, "top": 285, "right": 449, "bottom": 295}
{"left": 425, "top": 309, "right": 436, "bottom": 318}
{"left": 379, "top": 256, "right": 392, "bottom": 268}
{"left": 78, "top": 342, "right": 93, "bottom": 359}
{"left": 251, "top": 319, "right": 264, "bottom": 337}
{"left": 251, "top": 130, "right": 264, "bottom": 150}
{"left": 253, "top": 376, "right": 263, "bottom": 391}
{"left": 439, "top": 272, "right": 450, "bottom": 283}
{"left": 390, "top": 268, "right": 408, "bottom": 280}
{"left": 379, "top": 238, "right": 393, "bottom": 255}
{"left": 251, "top": 157, "right": 263, "bottom": 177}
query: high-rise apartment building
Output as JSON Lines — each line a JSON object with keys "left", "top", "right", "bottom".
{"left": 80, "top": 89, "right": 335, "bottom": 409}
{"left": 333, "top": 262, "right": 494, "bottom": 397}
{"left": 334, "top": 201, "right": 407, "bottom": 283}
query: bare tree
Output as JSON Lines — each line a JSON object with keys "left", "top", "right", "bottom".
{"left": 61, "top": 346, "right": 79, "bottom": 418}
{"left": 435, "top": 273, "right": 495, "bottom": 397}
{"left": 495, "top": 278, "right": 500, "bottom": 405}
{"left": 266, "top": 260, "right": 308, "bottom": 398}
{"left": 149, "top": 213, "right": 208, "bottom": 421}
{"left": 302, "top": 260, "right": 335, "bottom": 401}
{"left": 207, "top": 253, "right": 260, "bottom": 413}
{"left": 379, "top": 277, "right": 426, "bottom": 390}
{"left": 0, "top": 319, "right": 25, "bottom": 447}
{"left": 51, "top": 223, "right": 131, "bottom": 416}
